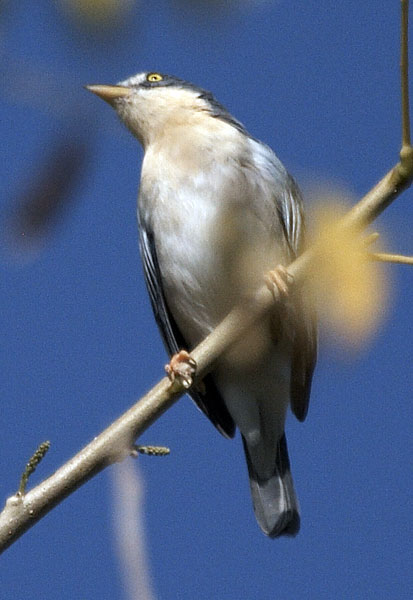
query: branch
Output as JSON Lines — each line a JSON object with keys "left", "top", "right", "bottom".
{"left": 402, "top": 0, "right": 411, "bottom": 148}
{"left": 1, "top": 3, "right": 412, "bottom": 554}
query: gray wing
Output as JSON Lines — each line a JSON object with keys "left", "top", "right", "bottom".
{"left": 275, "top": 171, "right": 318, "bottom": 422}
{"left": 138, "top": 215, "right": 235, "bottom": 438}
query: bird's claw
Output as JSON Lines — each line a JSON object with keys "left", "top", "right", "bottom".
{"left": 265, "top": 265, "right": 293, "bottom": 298}
{"left": 165, "top": 350, "right": 197, "bottom": 389}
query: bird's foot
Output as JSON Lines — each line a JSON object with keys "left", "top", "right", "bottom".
{"left": 265, "top": 265, "right": 293, "bottom": 299}
{"left": 165, "top": 350, "right": 197, "bottom": 389}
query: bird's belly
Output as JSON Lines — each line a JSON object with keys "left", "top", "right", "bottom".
{"left": 151, "top": 189, "right": 230, "bottom": 344}
{"left": 148, "top": 182, "right": 284, "bottom": 347}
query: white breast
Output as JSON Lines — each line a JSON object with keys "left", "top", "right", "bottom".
{"left": 139, "top": 123, "right": 288, "bottom": 345}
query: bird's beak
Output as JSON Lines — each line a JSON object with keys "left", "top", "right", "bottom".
{"left": 85, "top": 84, "right": 131, "bottom": 106}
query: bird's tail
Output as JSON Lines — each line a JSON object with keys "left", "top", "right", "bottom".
{"left": 242, "top": 433, "right": 300, "bottom": 537}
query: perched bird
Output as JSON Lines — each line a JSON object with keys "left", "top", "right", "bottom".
{"left": 87, "top": 72, "right": 317, "bottom": 537}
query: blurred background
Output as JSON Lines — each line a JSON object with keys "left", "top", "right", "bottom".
{"left": 1, "top": 2, "right": 412, "bottom": 599}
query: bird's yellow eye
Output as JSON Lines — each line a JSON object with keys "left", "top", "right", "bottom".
{"left": 147, "top": 73, "right": 163, "bottom": 82}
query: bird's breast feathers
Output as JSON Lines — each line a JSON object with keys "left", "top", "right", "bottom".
{"left": 139, "top": 132, "right": 292, "bottom": 342}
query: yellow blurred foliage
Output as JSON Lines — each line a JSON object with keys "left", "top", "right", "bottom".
{"left": 60, "top": 0, "right": 133, "bottom": 27}
{"left": 306, "top": 201, "right": 390, "bottom": 347}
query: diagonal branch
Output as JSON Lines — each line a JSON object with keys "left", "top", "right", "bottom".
{"left": 0, "top": 156, "right": 411, "bottom": 555}
{"left": 0, "top": 3, "right": 412, "bottom": 555}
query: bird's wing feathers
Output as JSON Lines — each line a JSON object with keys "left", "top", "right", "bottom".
{"left": 139, "top": 223, "right": 181, "bottom": 355}
{"left": 138, "top": 216, "right": 236, "bottom": 438}
{"left": 290, "top": 297, "right": 317, "bottom": 421}
{"left": 138, "top": 138, "right": 316, "bottom": 431}
{"left": 281, "top": 174, "right": 306, "bottom": 257}
{"left": 265, "top": 156, "right": 317, "bottom": 422}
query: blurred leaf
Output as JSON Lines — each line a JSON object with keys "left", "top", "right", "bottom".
{"left": 7, "top": 132, "right": 89, "bottom": 253}
{"left": 306, "top": 199, "right": 391, "bottom": 348}
{"left": 59, "top": 0, "right": 134, "bottom": 30}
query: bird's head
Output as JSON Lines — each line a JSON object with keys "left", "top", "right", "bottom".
{"left": 86, "top": 71, "right": 246, "bottom": 148}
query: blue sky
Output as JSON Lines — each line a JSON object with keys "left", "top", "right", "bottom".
{"left": 1, "top": 2, "right": 412, "bottom": 599}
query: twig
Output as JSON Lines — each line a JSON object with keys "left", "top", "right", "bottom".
{"left": 132, "top": 445, "right": 170, "bottom": 457}
{"left": 400, "top": 0, "right": 413, "bottom": 174}
{"left": 402, "top": 0, "right": 411, "bottom": 148}
{"left": 369, "top": 252, "right": 413, "bottom": 265}
{"left": 362, "top": 232, "right": 380, "bottom": 246}
{"left": 18, "top": 442, "right": 51, "bottom": 496}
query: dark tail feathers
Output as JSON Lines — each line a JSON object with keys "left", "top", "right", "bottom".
{"left": 243, "top": 433, "right": 300, "bottom": 537}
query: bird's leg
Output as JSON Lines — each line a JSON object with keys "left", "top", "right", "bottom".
{"left": 165, "top": 350, "right": 197, "bottom": 389}
{"left": 265, "top": 264, "right": 293, "bottom": 298}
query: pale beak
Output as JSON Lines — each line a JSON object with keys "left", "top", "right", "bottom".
{"left": 85, "top": 84, "right": 131, "bottom": 106}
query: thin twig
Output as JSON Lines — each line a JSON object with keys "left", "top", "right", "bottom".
{"left": 401, "top": 0, "right": 411, "bottom": 147}
{"left": 369, "top": 252, "right": 413, "bottom": 265}
{"left": 400, "top": 0, "right": 413, "bottom": 175}
{"left": 362, "top": 232, "right": 380, "bottom": 246}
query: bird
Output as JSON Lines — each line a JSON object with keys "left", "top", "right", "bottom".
{"left": 86, "top": 72, "right": 317, "bottom": 537}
